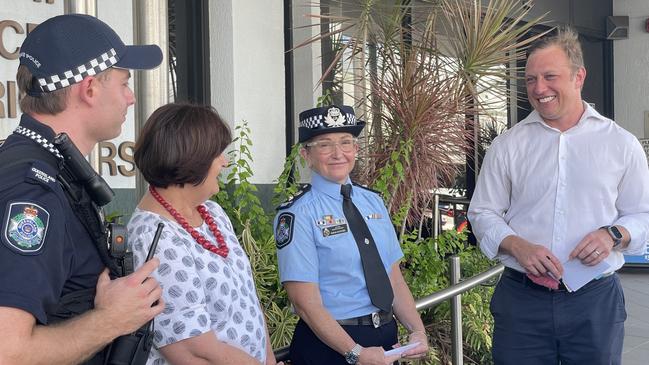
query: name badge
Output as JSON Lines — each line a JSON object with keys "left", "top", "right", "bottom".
{"left": 322, "top": 224, "right": 348, "bottom": 237}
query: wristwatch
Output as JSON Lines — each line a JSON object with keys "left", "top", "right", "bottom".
{"left": 600, "top": 225, "right": 623, "bottom": 248}
{"left": 344, "top": 343, "right": 362, "bottom": 364}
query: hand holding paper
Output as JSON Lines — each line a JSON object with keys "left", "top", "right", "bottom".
{"left": 561, "top": 258, "right": 610, "bottom": 292}
{"left": 384, "top": 342, "right": 420, "bottom": 357}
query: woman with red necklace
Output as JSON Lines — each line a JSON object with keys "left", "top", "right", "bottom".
{"left": 127, "top": 103, "right": 282, "bottom": 365}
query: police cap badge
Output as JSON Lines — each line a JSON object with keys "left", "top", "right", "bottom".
{"left": 298, "top": 105, "right": 365, "bottom": 143}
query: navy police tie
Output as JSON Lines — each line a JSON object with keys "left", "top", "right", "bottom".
{"left": 341, "top": 184, "right": 394, "bottom": 312}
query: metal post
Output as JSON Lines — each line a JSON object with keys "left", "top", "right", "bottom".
{"left": 450, "top": 255, "right": 463, "bottom": 365}
{"left": 64, "top": 0, "right": 99, "bottom": 171}
{"left": 133, "top": 0, "right": 169, "bottom": 200}
{"left": 64, "top": 0, "right": 96, "bottom": 14}
{"left": 433, "top": 193, "right": 440, "bottom": 239}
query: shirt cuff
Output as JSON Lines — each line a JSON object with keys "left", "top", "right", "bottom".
{"left": 480, "top": 225, "right": 517, "bottom": 260}
{"left": 615, "top": 218, "right": 648, "bottom": 256}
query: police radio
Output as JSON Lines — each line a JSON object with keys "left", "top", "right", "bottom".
{"left": 107, "top": 223, "right": 133, "bottom": 277}
{"left": 105, "top": 222, "right": 164, "bottom": 365}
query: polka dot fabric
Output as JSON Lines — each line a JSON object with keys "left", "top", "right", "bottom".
{"left": 128, "top": 200, "right": 267, "bottom": 364}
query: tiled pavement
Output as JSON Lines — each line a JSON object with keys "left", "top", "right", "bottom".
{"left": 620, "top": 268, "right": 649, "bottom": 365}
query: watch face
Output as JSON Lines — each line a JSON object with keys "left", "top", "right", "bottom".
{"left": 609, "top": 226, "right": 623, "bottom": 239}
{"left": 345, "top": 352, "right": 358, "bottom": 364}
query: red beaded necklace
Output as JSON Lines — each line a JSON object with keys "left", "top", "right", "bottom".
{"left": 149, "top": 186, "right": 229, "bottom": 258}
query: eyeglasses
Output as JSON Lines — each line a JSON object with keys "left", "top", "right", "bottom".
{"left": 305, "top": 138, "right": 358, "bottom": 154}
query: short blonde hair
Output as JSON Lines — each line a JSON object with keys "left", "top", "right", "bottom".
{"left": 528, "top": 26, "right": 584, "bottom": 75}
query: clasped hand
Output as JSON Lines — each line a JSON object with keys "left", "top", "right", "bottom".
{"left": 511, "top": 229, "right": 615, "bottom": 280}
{"left": 509, "top": 237, "right": 563, "bottom": 278}
{"left": 357, "top": 331, "right": 428, "bottom": 364}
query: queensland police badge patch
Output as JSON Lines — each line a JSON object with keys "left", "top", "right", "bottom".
{"left": 2, "top": 202, "right": 50, "bottom": 255}
{"left": 275, "top": 212, "right": 294, "bottom": 249}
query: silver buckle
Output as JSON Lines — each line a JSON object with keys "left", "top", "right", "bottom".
{"left": 371, "top": 312, "right": 380, "bottom": 328}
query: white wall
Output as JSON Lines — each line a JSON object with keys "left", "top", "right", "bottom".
{"left": 0, "top": 0, "right": 63, "bottom": 137}
{"left": 98, "top": 0, "right": 137, "bottom": 189}
{"left": 0, "top": 0, "right": 138, "bottom": 189}
{"left": 613, "top": 0, "right": 649, "bottom": 138}
{"left": 292, "top": 0, "right": 322, "bottom": 128}
{"left": 210, "top": 0, "right": 286, "bottom": 184}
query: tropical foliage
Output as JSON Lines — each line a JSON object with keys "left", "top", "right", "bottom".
{"left": 299, "top": 0, "right": 546, "bottom": 227}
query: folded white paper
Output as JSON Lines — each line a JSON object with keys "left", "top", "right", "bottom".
{"left": 561, "top": 259, "right": 611, "bottom": 292}
{"left": 384, "top": 342, "right": 420, "bottom": 357}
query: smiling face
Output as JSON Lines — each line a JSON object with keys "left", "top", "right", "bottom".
{"left": 301, "top": 132, "right": 358, "bottom": 184}
{"left": 525, "top": 45, "right": 586, "bottom": 129}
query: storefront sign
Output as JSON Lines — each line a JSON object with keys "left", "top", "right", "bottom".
{"left": 1, "top": 0, "right": 136, "bottom": 188}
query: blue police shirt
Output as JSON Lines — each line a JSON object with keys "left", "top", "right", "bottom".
{"left": 275, "top": 172, "right": 403, "bottom": 320}
{"left": 0, "top": 114, "right": 103, "bottom": 324}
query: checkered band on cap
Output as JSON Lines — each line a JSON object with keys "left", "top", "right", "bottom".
{"left": 14, "top": 126, "right": 63, "bottom": 160}
{"left": 300, "top": 114, "right": 324, "bottom": 129}
{"left": 344, "top": 113, "right": 356, "bottom": 125}
{"left": 37, "top": 48, "right": 119, "bottom": 92}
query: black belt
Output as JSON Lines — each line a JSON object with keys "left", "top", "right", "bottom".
{"left": 336, "top": 310, "right": 394, "bottom": 328}
{"left": 502, "top": 267, "right": 569, "bottom": 292}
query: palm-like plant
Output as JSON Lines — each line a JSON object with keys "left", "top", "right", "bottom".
{"left": 298, "top": 0, "right": 547, "bottom": 228}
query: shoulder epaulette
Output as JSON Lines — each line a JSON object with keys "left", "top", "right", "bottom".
{"left": 352, "top": 181, "right": 382, "bottom": 196}
{"left": 275, "top": 184, "right": 312, "bottom": 210}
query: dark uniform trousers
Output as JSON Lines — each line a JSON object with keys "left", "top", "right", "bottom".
{"left": 491, "top": 271, "right": 626, "bottom": 365}
{"left": 289, "top": 318, "right": 398, "bottom": 365}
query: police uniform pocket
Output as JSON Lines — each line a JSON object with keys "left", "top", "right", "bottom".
{"left": 316, "top": 229, "right": 358, "bottom": 272}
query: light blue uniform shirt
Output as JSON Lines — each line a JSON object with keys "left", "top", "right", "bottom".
{"left": 275, "top": 172, "right": 403, "bottom": 320}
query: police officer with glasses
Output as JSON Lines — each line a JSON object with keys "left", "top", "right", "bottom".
{"left": 275, "top": 105, "right": 429, "bottom": 365}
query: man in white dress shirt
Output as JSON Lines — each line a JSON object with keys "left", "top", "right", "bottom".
{"left": 468, "top": 27, "right": 649, "bottom": 365}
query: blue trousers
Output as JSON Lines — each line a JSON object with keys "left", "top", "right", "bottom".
{"left": 490, "top": 271, "right": 626, "bottom": 365}
{"left": 289, "top": 318, "right": 398, "bottom": 365}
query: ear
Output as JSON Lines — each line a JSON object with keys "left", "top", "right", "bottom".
{"left": 76, "top": 75, "right": 100, "bottom": 106}
{"left": 299, "top": 147, "right": 311, "bottom": 167}
{"left": 300, "top": 147, "right": 309, "bottom": 161}
{"left": 574, "top": 67, "right": 586, "bottom": 89}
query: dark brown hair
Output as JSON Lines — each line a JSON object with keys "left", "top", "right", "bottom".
{"left": 135, "top": 102, "right": 232, "bottom": 188}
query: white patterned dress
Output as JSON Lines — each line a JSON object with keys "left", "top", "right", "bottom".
{"left": 128, "top": 200, "right": 267, "bottom": 364}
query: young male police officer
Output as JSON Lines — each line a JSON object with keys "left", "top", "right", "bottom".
{"left": 0, "top": 14, "right": 165, "bottom": 364}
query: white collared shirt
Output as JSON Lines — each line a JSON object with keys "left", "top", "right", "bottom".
{"left": 468, "top": 103, "right": 649, "bottom": 272}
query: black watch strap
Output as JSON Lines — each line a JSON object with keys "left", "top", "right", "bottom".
{"left": 600, "top": 225, "right": 623, "bottom": 248}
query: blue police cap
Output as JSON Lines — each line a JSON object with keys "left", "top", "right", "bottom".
{"left": 298, "top": 105, "right": 365, "bottom": 143}
{"left": 19, "top": 14, "right": 163, "bottom": 94}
